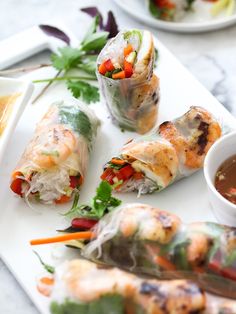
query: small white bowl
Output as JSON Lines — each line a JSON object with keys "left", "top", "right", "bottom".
{"left": 204, "top": 131, "right": 236, "bottom": 226}
{"left": 0, "top": 77, "right": 33, "bottom": 164}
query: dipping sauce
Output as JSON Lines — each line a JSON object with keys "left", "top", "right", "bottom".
{"left": 215, "top": 154, "right": 236, "bottom": 205}
{"left": 0, "top": 93, "right": 19, "bottom": 136}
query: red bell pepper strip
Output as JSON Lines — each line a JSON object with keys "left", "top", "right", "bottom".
{"left": 116, "top": 165, "right": 134, "bottom": 181}
{"left": 10, "top": 171, "right": 24, "bottom": 196}
{"left": 69, "top": 175, "right": 83, "bottom": 188}
{"left": 71, "top": 218, "right": 98, "bottom": 230}
{"left": 124, "top": 60, "right": 133, "bottom": 78}
{"left": 100, "top": 168, "right": 116, "bottom": 184}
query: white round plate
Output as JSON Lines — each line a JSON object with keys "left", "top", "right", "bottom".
{"left": 114, "top": 0, "right": 236, "bottom": 33}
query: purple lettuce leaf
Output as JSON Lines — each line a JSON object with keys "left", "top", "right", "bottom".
{"left": 104, "top": 11, "right": 119, "bottom": 39}
{"left": 80, "top": 7, "right": 103, "bottom": 28}
{"left": 80, "top": 7, "right": 119, "bottom": 38}
{"left": 39, "top": 24, "right": 70, "bottom": 45}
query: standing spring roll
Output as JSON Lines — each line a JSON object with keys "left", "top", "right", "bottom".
{"left": 41, "top": 259, "right": 206, "bottom": 314}
{"left": 147, "top": 0, "right": 196, "bottom": 21}
{"left": 84, "top": 203, "right": 236, "bottom": 298}
{"left": 97, "top": 29, "right": 160, "bottom": 134}
{"left": 100, "top": 106, "right": 222, "bottom": 195}
{"left": 10, "top": 99, "right": 100, "bottom": 204}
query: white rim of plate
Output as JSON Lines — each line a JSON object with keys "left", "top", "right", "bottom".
{"left": 113, "top": 0, "right": 236, "bottom": 33}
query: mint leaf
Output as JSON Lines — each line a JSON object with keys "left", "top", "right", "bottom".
{"left": 67, "top": 80, "right": 99, "bottom": 104}
{"left": 51, "top": 47, "right": 84, "bottom": 71}
{"left": 81, "top": 15, "right": 100, "bottom": 44}
{"left": 58, "top": 105, "right": 93, "bottom": 143}
{"left": 81, "top": 31, "right": 109, "bottom": 52}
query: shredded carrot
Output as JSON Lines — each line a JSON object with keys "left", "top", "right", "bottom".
{"left": 155, "top": 255, "right": 176, "bottom": 271}
{"left": 124, "top": 44, "right": 133, "bottom": 57}
{"left": 55, "top": 194, "right": 71, "bottom": 204}
{"left": 30, "top": 231, "right": 94, "bottom": 246}
{"left": 40, "top": 277, "right": 54, "bottom": 285}
{"left": 112, "top": 70, "right": 126, "bottom": 79}
{"left": 111, "top": 158, "right": 126, "bottom": 165}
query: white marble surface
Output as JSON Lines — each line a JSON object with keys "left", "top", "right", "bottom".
{"left": 0, "top": 0, "right": 236, "bottom": 313}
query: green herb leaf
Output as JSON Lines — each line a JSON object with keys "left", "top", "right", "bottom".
{"left": 81, "top": 15, "right": 100, "bottom": 44}
{"left": 65, "top": 181, "right": 121, "bottom": 219}
{"left": 67, "top": 80, "right": 99, "bottom": 104}
{"left": 33, "top": 251, "right": 55, "bottom": 274}
{"left": 51, "top": 47, "right": 84, "bottom": 71}
{"left": 50, "top": 294, "right": 125, "bottom": 314}
{"left": 80, "top": 31, "right": 109, "bottom": 52}
{"left": 58, "top": 105, "right": 93, "bottom": 143}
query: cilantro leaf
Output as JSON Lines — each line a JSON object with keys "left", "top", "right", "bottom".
{"left": 51, "top": 47, "right": 84, "bottom": 71}
{"left": 67, "top": 80, "right": 99, "bottom": 104}
{"left": 65, "top": 181, "right": 122, "bottom": 219}
{"left": 33, "top": 251, "right": 55, "bottom": 274}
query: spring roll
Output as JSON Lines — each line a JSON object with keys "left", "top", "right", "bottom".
{"left": 100, "top": 106, "right": 221, "bottom": 195}
{"left": 46, "top": 259, "right": 206, "bottom": 314}
{"left": 84, "top": 203, "right": 236, "bottom": 298}
{"left": 147, "top": 0, "right": 196, "bottom": 21}
{"left": 10, "top": 99, "right": 100, "bottom": 204}
{"left": 97, "top": 29, "right": 160, "bottom": 134}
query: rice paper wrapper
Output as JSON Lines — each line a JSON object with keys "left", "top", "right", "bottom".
{"left": 97, "top": 30, "right": 160, "bottom": 134}
{"left": 10, "top": 98, "right": 100, "bottom": 202}
{"left": 116, "top": 106, "right": 222, "bottom": 194}
{"left": 83, "top": 203, "right": 236, "bottom": 299}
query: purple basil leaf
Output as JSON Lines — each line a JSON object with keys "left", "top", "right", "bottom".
{"left": 80, "top": 7, "right": 103, "bottom": 28}
{"left": 39, "top": 24, "right": 70, "bottom": 45}
{"left": 104, "top": 11, "right": 119, "bottom": 39}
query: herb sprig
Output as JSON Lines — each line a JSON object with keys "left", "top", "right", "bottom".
{"left": 33, "top": 8, "right": 119, "bottom": 104}
{"left": 65, "top": 181, "right": 122, "bottom": 219}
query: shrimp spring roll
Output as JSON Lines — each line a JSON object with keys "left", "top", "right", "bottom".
{"left": 44, "top": 259, "right": 206, "bottom": 314}
{"left": 10, "top": 99, "right": 100, "bottom": 204}
{"left": 97, "top": 29, "right": 160, "bottom": 134}
{"left": 147, "top": 0, "right": 196, "bottom": 21}
{"left": 100, "top": 106, "right": 221, "bottom": 195}
{"left": 84, "top": 203, "right": 236, "bottom": 298}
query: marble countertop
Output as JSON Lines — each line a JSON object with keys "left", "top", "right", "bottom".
{"left": 0, "top": 0, "right": 236, "bottom": 313}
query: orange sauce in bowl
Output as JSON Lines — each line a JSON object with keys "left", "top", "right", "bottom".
{"left": 0, "top": 93, "right": 20, "bottom": 136}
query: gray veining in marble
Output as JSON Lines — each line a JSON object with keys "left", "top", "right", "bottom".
{"left": 0, "top": 0, "right": 236, "bottom": 313}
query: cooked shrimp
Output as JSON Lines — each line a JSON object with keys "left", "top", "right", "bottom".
{"left": 119, "top": 204, "right": 181, "bottom": 244}
{"left": 159, "top": 106, "right": 221, "bottom": 169}
{"left": 186, "top": 232, "right": 212, "bottom": 268}
{"left": 121, "top": 140, "right": 179, "bottom": 189}
{"left": 221, "top": 229, "right": 236, "bottom": 254}
{"left": 56, "top": 259, "right": 206, "bottom": 314}
{"left": 32, "top": 124, "right": 77, "bottom": 168}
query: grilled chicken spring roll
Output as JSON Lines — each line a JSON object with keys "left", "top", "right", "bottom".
{"left": 42, "top": 259, "right": 206, "bottom": 314}
{"left": 97, "top": 29, "right": 160, "bottom": 134}
{"left": 10, "top": 99, "right": 100, "bottom": 204}
{"left": 147, "top": 0, "right": 196, "bottom": 21}
{"left": 100, "top": 106, "right": 221, "bottom": 195}
{"left": 84, "top": 203, "right": 236, "bottom": 298}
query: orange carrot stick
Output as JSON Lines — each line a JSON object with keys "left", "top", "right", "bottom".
{"left": 30, "top": 231, "right": 94, "bottom": 246}
{"left": 111, "top": 158, "right": 126, "bottom": 165}
{"left": 155, "top": 256, "right": 176, "bottom": 271}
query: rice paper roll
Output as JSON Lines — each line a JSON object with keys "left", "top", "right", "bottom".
{"left": 48, "top": 259, "right": 206, "bottom": 314}
{"left": 97, "top": 29, "right": 160, "bottom": 134}
{"left": 147, "top": 0, "right": 196, "bottom": 21}
{"left": 100, "top": 106, "right": 221, "bottom": 195}
{"left": 10, "top": 99, "right": 100, "bottom": 204}
{"left": 84, "top": 203, "right": 236, "bottom": 298}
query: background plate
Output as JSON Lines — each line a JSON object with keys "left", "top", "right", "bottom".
{"left": 0, "top": 37, "right": 235, "bottom": 314}
{"left": 114, "top": 0, "right": 236, "bottom": 33}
